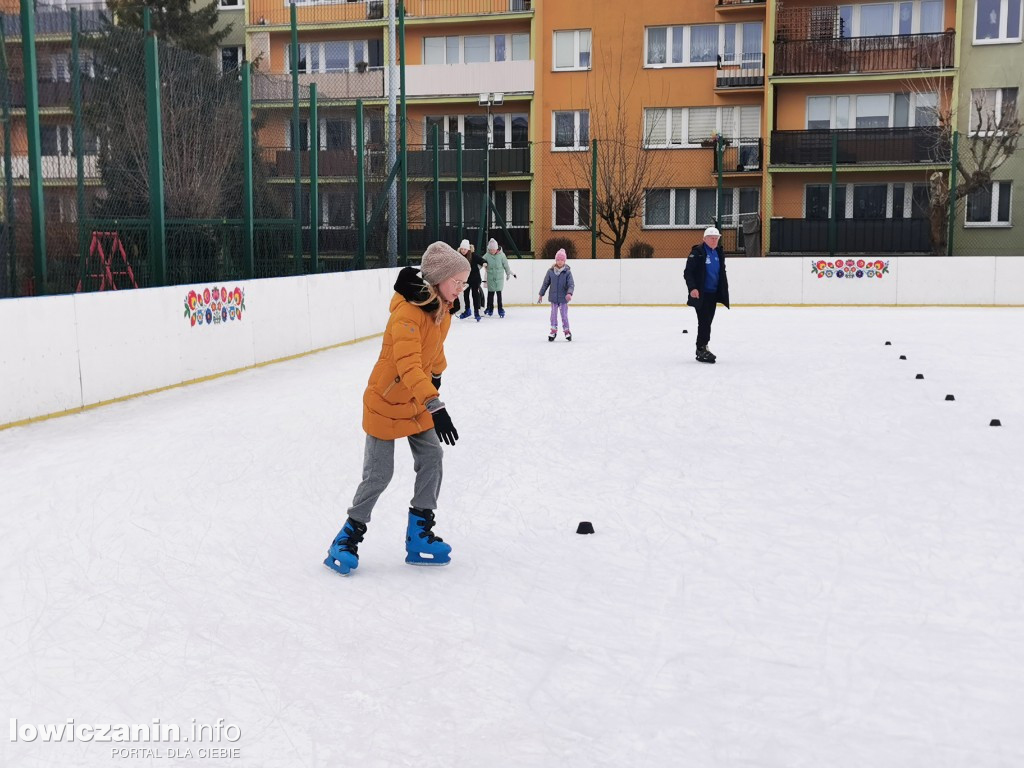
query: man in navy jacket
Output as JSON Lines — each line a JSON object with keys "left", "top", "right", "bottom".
{"left": 684, "top": 226, "right": 731, "bottom": 364}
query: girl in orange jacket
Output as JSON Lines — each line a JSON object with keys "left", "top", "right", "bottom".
{"left": 325, "top": 242, "right": 469, "bottom": 576}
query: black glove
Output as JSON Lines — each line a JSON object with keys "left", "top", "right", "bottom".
{"left": 431, "top": 374, "right": 442, "bottom": 391}
{"left": 431, "top": 408, "right": 458, "bottom": 446}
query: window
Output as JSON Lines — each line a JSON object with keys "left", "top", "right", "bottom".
{"left": 553, "top": 29, "right": 591, "bottom": 70}
{"left": 40, "top": 125, "right": 73, "bottom": 156}
{"left": 806, "top": 92, "right": 936, "bottom": 129}
{"left": 806, "top": 182, "right": 934, "bottom": 219}
{"left": 646, "top": 23, "right": 762, "bottom": 67}
{"left": 220, "top": 45, "right": 243, "bottom": 74}
{"left": 553, "top": 110, "right": 589, "bottom": 150}
{"left": 893, "top": 183, "right": 930, "bottom": 218}
{"left": 969, "top": 88, "right": 1019, "bottom": 134}
{"left": 288, "top": 41, "right": 381, "bottom": 73}
{"left": 644, "top": 106, "right": 760, "bottom": 147}
{"left": 219, "top": 0, "right": 243, "bottom": 7}
{"left": 492, "top": 189, "right": 530, "bottom": 227}
{"left": 425, "top": 33, "right": 530, "bottom": 65}
{"left": 323, "top": 191, "right": 354, "bottom": 228}
{"left": 852, "top": 184, "right": 889, "bottom": 218}
{"left": 975, "top": 0, "right": 1023, "bottom": 41}
{"left": 553, "top": 189, "right": 590, "bottom": 228}
{"left": 424, "top": 113, "right": 529, "bottom": 149}
{"left": 837, "top": 1, "right": 945, "bottom": 35}
{"left": 966, "top": 181, "right": 1012, "bottom": 225}
{"left": 644, "top": 188, "right": 758, "bottom": 228}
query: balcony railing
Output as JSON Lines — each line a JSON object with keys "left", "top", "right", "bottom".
{"left": 717, "top": 0, "right": 766, "bottom": 7}
{"left": 770, "top": 128, "right": 949, "bottom": 165}
{"left": 3, "top": 155, "right": 100, "bottom": 180}
{"left": 6, "top": 79, "right": 100, "bottom": 109}
{"left": 406, "top": 145, "right": 531, "bottom": 177}
{"left": 769, "top": 217, "right": 931, "bottom": 254}
{"left": 249, "top": 0, "right": 530, "bottom": 27}
{"left": 712, "top": 139, "right": 763, "bottom": 172}
{"left": 409, "top": 224, "right": 531, "bottom": 255}
{"left": 405, "top": 60, "right": 534, "bottom": 98}
{"left": 716, "top": 54, "right": 765, "bottom": 88}
{"left": 773, "top": 31, "right": 954, "bottom": 76}
{"left": 252, "top": 70, "right": 383, "bottom": 102}
{"left": 1, "top": 3, "right": 107, "bottom": 38}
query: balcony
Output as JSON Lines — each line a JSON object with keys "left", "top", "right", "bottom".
{"left": 252, "top": 70, "right": 384, "bottom": 102}
{"left": 3, "top": 155, "right": 100, "bottom": 180}
{"left": 403, "top": 0, "right": 532, "bottom": 19}
{"left": 1, "top": 3, "right": 107, "bottom": 39}
{"left": 770, "top": 128, "right": 949, "bottom": 166}
{"left": 716, "top": 0, "right": 766, "bottom": 7}
{"left": 769, "top": 217, "right": 931, "bottom": 254}
{"left": 6, "top": 79, "right": 99, "bottom": 110}
{"left": 716, "top": 55, "right": 765, "bottom": 89}
{"left": 406, "top": 145, "right": 531, "bottom": 177}
{"left": 262, "top": 148, "right": 388, "bottom": 178}
{"left": 249, "top": 0, "right": 385, "bottom": 28}
{"left": 713, "top": 139, "right": 763, "bottom": 173}
{"left": 404, "top": 60, "right": 533, "bottom": 99}
{"left": 773, "top": 32, "right": 954, "bottom": 76}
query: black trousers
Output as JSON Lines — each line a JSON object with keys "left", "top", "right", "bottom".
{"left": 486, "top": 290, "right": 504, "bottom": 312}
{"left": 693, "top": 293, "right": 718, "bottom": 348}
{"left": 462, "top": 284, "right": 483, "bottom": 313}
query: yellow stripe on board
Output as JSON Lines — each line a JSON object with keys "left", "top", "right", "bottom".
{"left": 0, "top": 332, "right": 383, "bottom": 433}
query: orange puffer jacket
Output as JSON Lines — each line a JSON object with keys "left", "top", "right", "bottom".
{"left": 362, "top": 285, "right": 451, "bottom": 441}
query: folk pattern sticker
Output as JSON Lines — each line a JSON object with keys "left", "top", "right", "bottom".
{"left": 184, "top": 286, "right": 246, "bottom": 327}
{"left": 812, "top": 259, "right": 890, "bottom": 279}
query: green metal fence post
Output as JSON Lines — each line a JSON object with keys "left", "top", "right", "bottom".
{"left": 144, "top": 8, "right": 166, "bottom": 286}
{"left": 241, "top": 61, "right": 255, "bottom": 279}
{"left": 715, "top": 135, "right": 724, "bottom": 235}
{"left": 1, "top": 17, "right": 17, "bottom": 296}
{"left": 591, "top": 139, "right": 597, "bottom": 259}
{"left": 72, "top": 9, "right": 88, "bottom": 290}
{"left": 310, "top": 83, "right": 319, "bottom": 273}
{"left": 356, "top": 99, "right": 366, "bottom": 269}
{"left": 290, "top": 2, "right": 302, "bottom": 271}
{"left": 455, "top": 131, "right": 463, "bottom": 241}
{"left": 829, "top": 131, "right": 838, "bottom": 260}
{"left": 477, "top": 142, "right": 489, "bottom": 255}
{"left": 20, "top": 0, "right": 47, "bottom": 293}
{"left": 432, "top": 123, "right": 440, "bottom": 242}
{"left": 398, "top": 1, "right": 408, "bottom": 265}
{"left": 947, "top": 130, "right": 958, "bottom": 257}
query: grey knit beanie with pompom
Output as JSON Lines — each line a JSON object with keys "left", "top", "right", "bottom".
{"left": 420, "top": 241, "right": 468, "bottom": 286}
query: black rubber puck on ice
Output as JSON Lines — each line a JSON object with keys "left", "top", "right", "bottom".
{"left": 916, "top": 373, "right": 924, "bottom": 379}
{"left": 576, "top": 521, "right": 595, "bottom": 534}
{"left": 899, "top": 355, "right": 907, "bottom": 360}
{"left": 682, "top": 329, "right": 688, "bottom": 334}
{"left": 945, "top": 394, "right": 955, "bottom": 401}
{"left": 885, "top": 341, "right": 891, "bottom": 345}
{"left": 990, "top": 419, "right": 1002, "bottom": 427}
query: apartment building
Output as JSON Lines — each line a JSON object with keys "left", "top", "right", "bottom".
{"left": 765, "top": 0, "right": 960, "bottom": 256}
{"left": 954, "top": 0, "right": 1022, "bottom": 254}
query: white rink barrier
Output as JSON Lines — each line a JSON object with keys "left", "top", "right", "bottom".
{"left": 2, "top": 257, "right": 1022, "bottom": 427}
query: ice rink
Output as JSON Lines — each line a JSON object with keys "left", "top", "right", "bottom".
{"left": 2, "top": 304, "right": 1023, "bottom": 767}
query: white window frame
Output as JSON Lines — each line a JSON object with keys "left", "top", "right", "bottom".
{"left": 644, "top": 105, "right": 761, "bottom": 148}
{"left": 837, "top": 1, "right": 946, "bottom": 37}
{"left": 286, "top": 41, "right": 374, "bottom": 74}
{"left": 40, "top": 124, "right": 74, "bottom": 157}
{"left": 965, "top": 180, "right": 1013, "bottom": 226}
{"left": 644, "top": 23, "right": 762, "bottom": 68}
{"left": 322, "top": 191, "right": 355, "bottom": 229}
{"left": 286, "top": 117, "right": 372, "bottom": 151}
{"left": 219, "top": 0, "right": 243, "bottom": 8}
{"left": 423, "top": 113, "right": 528, "bottom": 149}
{"left": 552, "top": 189, "right": 590, "bottom": 229}
{"left": 805, "top": 92, "right": 938, "bottom": 129}
{"left": 491, "top": 189, "right": 531, "bottom": 228}
{"left": 423, "top": 32, "right": 531, "bottom": 65}
{"left": 642, "top": 188, "right": 759, "bottom": 229}
{"left": 552, "top": 29, "right": 591, "bottom": 71}
{"left": 973, "top": 0, "right": 1024, "bottom": 43}
{"left": 968, "top": 88, "right": 1019, "bottom": 135}
{"left": 552, "top": 110, "right": 589, "bottom": 151}
{"left": 802, "top": 182, "right": 931, "bottom": 219}
{"left": 219, "top": 45, "right": 244, "bottom": 74}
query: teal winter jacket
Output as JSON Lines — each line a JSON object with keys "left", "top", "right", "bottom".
{"left": 482, "top": 250, "right": 513, "bottom": 291}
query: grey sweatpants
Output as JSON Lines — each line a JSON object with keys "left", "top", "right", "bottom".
{"left": 346, "top": 428, "right": 444, "bottom": 523}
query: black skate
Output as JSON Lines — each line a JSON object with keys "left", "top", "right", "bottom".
{"left": 695, "top": 346, "right": 716, "bottom": 364}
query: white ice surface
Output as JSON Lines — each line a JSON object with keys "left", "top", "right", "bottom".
{"left": 2, "top": 306, "right": 1023, "bottom": 768}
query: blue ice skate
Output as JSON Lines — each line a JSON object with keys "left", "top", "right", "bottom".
{"left": 324, "top": 518, "right": 367, "bottom": 575}
{"left": 405, "top": 508, "right": 451, "bottom": 566}
{"left": 498, "top": 309, "right": 505, "bottom": 318}
{"left": 474, "top": 311, "right": 482, "bottom": 322}
{"left": 457, "top": 309, "right": 472, "bottom": 320}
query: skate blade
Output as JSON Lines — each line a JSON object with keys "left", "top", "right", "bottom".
{"left": 324, "top": 555, "right": 355, "bottom": 576}
{"left": 405, "top": 554, "right": 451, "bottom": 566}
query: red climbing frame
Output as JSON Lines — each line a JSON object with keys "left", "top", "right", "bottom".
{"left": 77, "top": 231, "right": 138, "bottom": 292}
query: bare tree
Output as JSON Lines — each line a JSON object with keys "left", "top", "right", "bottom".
{"left": 920, "top": 87, "right": 1021, "bottom": 254}
{"left": 553, "top": 40, "right": 670, "bottom": 258}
